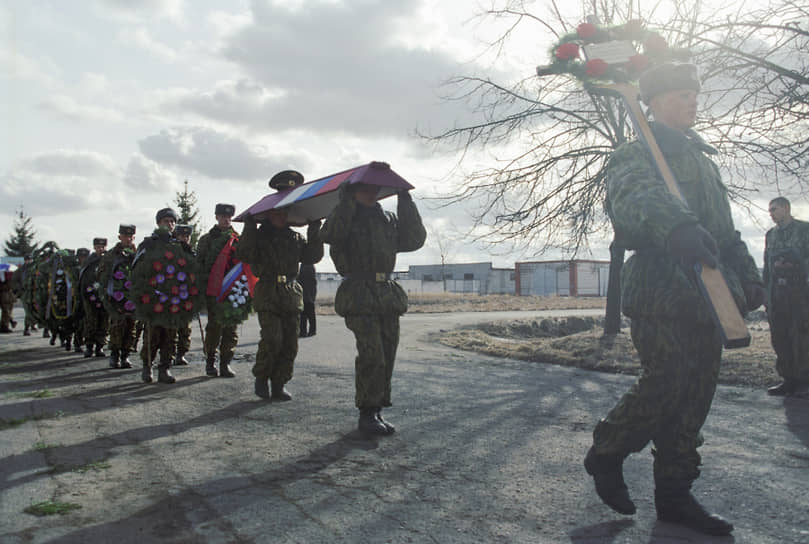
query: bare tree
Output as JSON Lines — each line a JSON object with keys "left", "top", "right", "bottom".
{"left": 428, "top": 0, "right": 809, "bottom": 333}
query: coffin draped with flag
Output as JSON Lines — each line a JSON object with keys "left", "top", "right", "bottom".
{"left": 234, "top": 161, "right": 415, "bottom": 225}
{"left": 205, "top": 236, "right": 257, "bottom": 326}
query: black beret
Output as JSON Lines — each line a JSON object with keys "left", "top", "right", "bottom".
{"left": 269, "top": 170, "right": 304, "bottom": 191}
{"left": 215, "top": 203, "right": 236, "bottom": 216}
{"left": 175, "top": 224, "right": 193, "bottom": 236}
{"left": 118, "top": 224, "right": 136, "bottom": 235}
{"left": 155, "top": 207, "right": 179, "bottom": 224}
{"left": 639, "top": 63, "right": 700, "bottom": 104}
{"left": 92, "top": 238, "right": 108, "bottom": 246}
{"left": 76, "top": 248, "right": 90, "bottom": 257}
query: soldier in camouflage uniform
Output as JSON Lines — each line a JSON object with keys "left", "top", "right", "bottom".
{"left": 79, "top": 238, "right": 109, "bottom": 358}
{"left": 583, "top": 64, "right": 764, "bottom": 536}
{"left": 762, "top": 197, "right": 809, "bottom": 397}
{"left": 197, "top": 204, "right": 239, "bottom": 378}
{"left": 0, "top": 265, "right": 14, "bottom": 333}
{"left": 320, "top": 170, "right": 426, "bottom": 436}
{"left": 99, "top": 225, "right": 138, "bottom": 369}
{"left": 71, "top": 248, "right": 90, "bottom": 352}
{"left": 173, "top": 224, "right": 194, "bottom": 367}
{"left": 237, "top": 171, "right": 323, "bottom": 400}
{"left": 11, "top": 254, "right": 34, "bottom": 335}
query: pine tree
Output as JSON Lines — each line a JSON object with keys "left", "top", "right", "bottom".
{"left": 173, "top": 180, "right": 203, "bottom": 248}
{"left": 4, "top": 206, "right": 39, "bottom": 257}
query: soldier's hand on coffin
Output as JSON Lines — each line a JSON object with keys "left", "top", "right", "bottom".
{"left": 397, "top": 189, "right": 412, "bottom": 201}
{"left": 743, "top": 283, "right": 766, "bottom": 311}
{"left": 667, "top": 223, "right": 719, "bottom": 268}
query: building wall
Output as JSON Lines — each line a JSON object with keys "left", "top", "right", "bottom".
{"left": 516, "top": 260, "right": 609, "bottom": 296}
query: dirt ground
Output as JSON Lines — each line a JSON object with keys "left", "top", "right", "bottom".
{"left": 349, "top": 294, "right": 781, "bottom": 389}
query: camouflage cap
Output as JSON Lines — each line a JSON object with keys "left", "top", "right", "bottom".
{"left": 92, "top": 237, "right": 108, "bottom": 247}
{"left": 639, "top": 63, "right": 700, "bottom": 104}
{"left": 76, "top": 248, "right": 90, "bottom": 257}
{"left": 118, "top": 224, "right": 136, "bottom": 235}
{"left": 175, "top": 224, "right": 193, "bottom": 237}
{"left": 214, "top": 203, "right": 236, "bottom": 217}
{"left": 269, "top": 170, "right": 304, "bottom": 191}
{"left": 155, "top": 207, "right": 179, "bottom": 224}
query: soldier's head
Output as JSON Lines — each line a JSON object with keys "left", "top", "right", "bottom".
{"left": 214, "top": 203, "right": 235, "bottom": 229}
{"left": 639, "top": 63, "right": 700, "bottom": 131}
{"left": 118, "top": 224, "right": 136, "bottom": 247}
{"left": 353, "top": 183, "right": 380, "bottom": 208}
{"left": 155, "top": 208, "right": 178, "bottom": 232}
{"left": 769, "top": 197, "right": 792, "bottom": 226}
{"left": 76, "top": 247, "right": 90, "bottom": 264}
{"left": 175, "top": 224, "right": 192, "bottom": 243}
{"left": 268, "top": 208, "right": 289, "bottom": 228}
{"left": 92, "top": 238, "right": 107, "bottom": 255}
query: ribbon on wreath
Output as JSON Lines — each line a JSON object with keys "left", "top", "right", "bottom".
{"left": 206, "top": 235, "right": 257, "bottom": 301}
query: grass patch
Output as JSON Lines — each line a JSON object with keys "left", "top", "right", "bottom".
{"left": 49, "top": 459, "right": 111, "bottom": 475}
{"left": 0, "top": 410, "right": 66, "bottom": 430}
{"left": 31, "top": 441, "right": 60, "bottom": 451}
{"left": 4, "top": 389, "right": 54, "bottom": 399}
{"left": 24, "top": 500, "right": 82, "bottom": 516}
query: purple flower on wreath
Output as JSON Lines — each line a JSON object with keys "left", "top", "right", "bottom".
{"left": 89, "top": 295, "right": 96, "bottom": 301}
{"left": 86, "top": 286, "right": 94, "bottom": 293}
{"left": 124, "top": 300, "right": 136, "bottom": 311}
{"left": 179, "top": 291, "right": 189, "bottom": 300}
{"left": 156, "top": 274, "right": 165, "bottom": 284}
{"left": 95, "top": 303, "right": 102, "bottom": 308}
{"left": 171, "top": 296, "right": 181, "bottom": 306}
{"left": 113, "top": 270, "right": 126, "bottom": 280}
{"left": 113, "top": 291, "right": 125, "bottom": 301}
{"left": 124, "top": 280, "right": 133, "bottom": 289}
{"left": 165, "top": 264, "right": 176, "bottom": 275}
{"left": 176, "top": 271, "right": 187, "bottom": 282}
{"left": 159, "top": 294, "right": 169, "bottom": 303}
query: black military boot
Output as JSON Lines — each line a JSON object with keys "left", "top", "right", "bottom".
{"left": 584, "top": 447, "right": 636, "bottom": 515}
{"left": 84, "top": 343, "right": 94, "bottom": 358}
{"left": 94, "top": 344, "right": 106, "bottom": 358}
{"left": 205, "top": 356, "right": 218, "bottom": 377}
{"left": 120, "top": 350, "right": 133, "bottom": 369}
{"left": 219, "top": 358, "right": 235, "bottom": 378}
{"left": 358, "top": 407, "right": 390, "bottom": 435}
{"left": 74, "top": 342, "right": 83, "bottom": 353}
{"left": 254, "top": 377, "right": 270, "bottom": 399}
{"left": 174, "top": 351, "right": 189, "bottom": 366}
{"left": 767, "top": 380, "right": 795, "bottom": 396}
{"left": 157, "top": 361, "right": 176, "bottom": 384}
{"left": 42, "top": 328, "right": 50, "bottom": 338}
{"left": 271, "top": 381, "right": 292, "bottom": 401}
{"left": 109, "top": 348, "right": 121, "bottom": 369}
{"left": 50, "top": 333, "right": 57, "bottom": 346}
{"left": 655, "top": 485, "right": 734, "bottom": 536}
{"left": 142, "top": 364, "right": 153, "bottom": 383}
{"left": 64, "top": 336, "right": 72, "bottom": 351}
{"left": 23, "top": 327, "right": 31, "bottom": 336}
{"left": 375, "top": 408, "right": 395, "bottom": 434}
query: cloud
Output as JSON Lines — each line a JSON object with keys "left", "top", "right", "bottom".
{"left": 123, "top": 154, "right": 178, "bottom": 192}
{"left": 117, "top": 26, "right": 180, "bottom": 62}
{"left": 94, "top": 0, "right": 185, "bottom": 23}
{"left": 18, "top": 149, "right": 119, "bottom": 178}
{"left": 37, "top": 95, "right": 125, "bottom": 123}
{"left": 137, "top": 126, "right": 311, "bottom": 181}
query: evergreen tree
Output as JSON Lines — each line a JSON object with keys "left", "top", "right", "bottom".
{"left": 173, "top": 180, "right": 203, "bottom": 248}
{"left": 4, "top": 206, "right": 39, "bottom": 257}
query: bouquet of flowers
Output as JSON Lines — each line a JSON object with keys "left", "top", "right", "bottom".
{"left": 205, "top": 237, "right": 256, "bottom": 326}
{"left": 130, "top": 237, "right": 203, "bottom": 329}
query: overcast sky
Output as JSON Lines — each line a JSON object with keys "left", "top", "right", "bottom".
{"left": 0, "top": 0, "right": 788, "bottom": 272}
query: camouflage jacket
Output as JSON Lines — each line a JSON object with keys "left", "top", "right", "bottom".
{"left": 320, "top": 190, "right": 426, "bottom": 316}
{"left": 762, "top": 219, "right": 809, "bottom": 291}
{"left": 196, "top": 225, "right": 239, "bottom": 293}
{"left": 236, "top": 219, "right": 323, "bottom": 313}
{"left": 607, "top": 122, "right": 761, "bottom": 322}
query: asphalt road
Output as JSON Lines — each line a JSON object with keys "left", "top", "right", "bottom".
{"left": 1, "top": 308, "right": 808, "bottom": 543}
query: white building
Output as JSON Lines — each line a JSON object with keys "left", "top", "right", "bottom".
{"left": 515, "top": 260, "right": 610, "bottom": 296}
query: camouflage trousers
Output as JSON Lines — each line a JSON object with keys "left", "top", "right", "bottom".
{"left": 768, "top": 301, "right": 809, "bottom": 383}
{"left": 592, "top": 316, "right": 722, "bottom": 486}
{"left": 72, "top": 315, "right": 85, "bottom": 346}
{"left": 0, "top": 289, "right": 14, "bottom": 329}
{"left": 140, "top": 325, "right": 177, "bottom": 368}
{"left": 109, "top": 316, "right": 136, "bottom": 352}
{"left": 254, "top": 310, "right": 299, "bottom": 384}
{"left": 345, "top": 314, "right": 399, "bottom": 409}
{"left": 176, "top": 323, "right": 192, "bottom": 355}
{"left": 204, "top": 319, "right": 238, "bottom": 363}
{"left": 83, "top": 306, "right": 109, "bottom": 347}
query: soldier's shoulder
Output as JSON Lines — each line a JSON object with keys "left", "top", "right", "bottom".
{"left": 610, "top": 140, "right": 648, "bottom": 164}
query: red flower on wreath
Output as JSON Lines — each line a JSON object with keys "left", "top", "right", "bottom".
{"left": 585, "top": 59, "right": 608, "bottom": 77}
{"left": 189, "top": 286, "right": 199, "bottom": 296}
{"left": 183, "top": 300, "right": 194, "bottom": 311}
{"left": 169, "top": 304, "right": 180, "bottom": 314}
{"left": 149, "top": 277, "right": 157, "bottom": 287}
{"left": 627, "top": 54, "right": 649, "bottom": 73}
{"left": 644, "top": 34, "right": 668, "bottom": 54}
{"left": 171, "top": 285, "right": 180, "bottom": 295}
{"left": 555, "top": 42, "right": 580, "bottom": 61}
{"left": 164, "top": 250, "right": 174, "bottom": 260}
{"left": 577, "top": 23, "right": 598, "bottom": 40}
{"left": 177, "top": 258, "right": 187, "bottom": 267}
{"left": 189, "top": 273, "right": 196, "bottom": 283}
{"left": 153, "top": 303, "right": 164, "bottom": 313}
{"left": 152, "top": 261, "right": 162, "bottom": 271}
{"left": 141, "top": 294, "right": 151, "bottom": 304}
